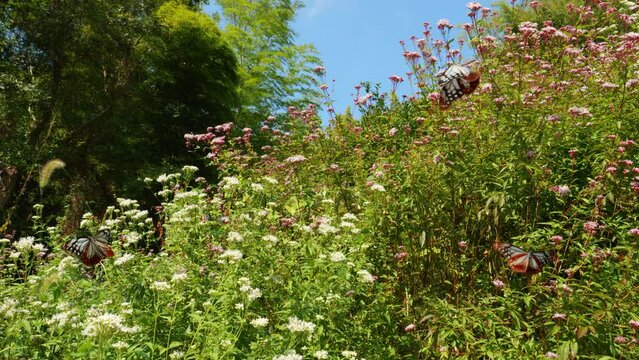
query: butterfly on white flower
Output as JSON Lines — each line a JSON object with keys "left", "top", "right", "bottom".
{"left": 62, "top": 229, "right": 114, "bottom": 266}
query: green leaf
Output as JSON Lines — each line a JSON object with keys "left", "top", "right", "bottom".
{"left": 284, "top": 196, "right": 300, "bottom": 215}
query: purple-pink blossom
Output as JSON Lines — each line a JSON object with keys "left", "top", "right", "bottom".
{"left": 549, "top": 185, "right": 571, "bottom": 196}
{"left": 404, "top": 324, "right": 417, "bottom": 333}
{"left": 583, "top": 221, "right": 599, "bottom": 235}
{"left": 552, "top": 313, "right": 566, "bottom": 321}
{"left": 568, "top": 107, "right": 592, "bottom": 117}
{"left": 467, "top": 2, "right": 482, "bottom": 11}
{"left": 285, "top": 155, "right": 307, "bottom": 164}
{"left": 551, "top": 235, "right": 563, "bottom": 245}
{"left": 437, "top": 19, "right": 453, "bottom": 30}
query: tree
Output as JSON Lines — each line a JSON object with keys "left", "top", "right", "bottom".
{"left": 0, "top": 0, "right": 239, "bottom": 233}
{"left": 213, "top": 0, "right": 322, "bottom": 124}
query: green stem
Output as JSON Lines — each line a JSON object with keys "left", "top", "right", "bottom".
{"left": 165, "top": 296, "right": 181, "bottom": 359}
{"left": 151, "top": 292, "right": 158, "bottom": 358}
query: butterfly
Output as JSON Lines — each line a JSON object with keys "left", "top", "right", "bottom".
{"left": 62, "top": 229, "right": 114, "bottom": 266}
{"left": 436, "top": 60, "right": 481, "bottom": 108}
{"left": 493, "top": 242, "right": 552, "bottom": 275}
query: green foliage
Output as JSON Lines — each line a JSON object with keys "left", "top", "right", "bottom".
{"left": 2, "top": 0, "right": 639, "bottom": 359}
{"left": 214, "top": 0, "right": 322, "bottom": 121}
{"left": 0, "top": 0, "right": 239, "bottom": 231}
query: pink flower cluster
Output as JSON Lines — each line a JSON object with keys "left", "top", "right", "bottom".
{"left": 549, "top": 185, "right": 570, "bottom": 196}
{"left": 583, "top": 221, "right": 599, "bottom": 235}
{"left": 184, "top": 122, "right": 235, "bottom": 161}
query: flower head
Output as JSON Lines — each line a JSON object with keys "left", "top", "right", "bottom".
{"left": 313, "top": 350, "right": 329, "bottom": 359}
{"left": 583, "top": 221, "right": 599, "bottom": 235}
{"left": 437, "top": 19, "right": 453, "bottom": 30}
{"left": 285, "top": 155, "right": 307, "bottom": 164}
{"left": 330, "top": 251, "right": 346, "bottom": 262}
{"left": 552, "top": 313, "right": 566, "bottom": 321}
{"left": 357, "top": 269, "right": 377, "bottom": 283}
{"left": 250, "top": 317, "right": 269, "bottom": 328}
{"left": 286, "top": 316, "right": 316, "bottom": 333}
{"left": 467, "top": 2, "right": 482, "bottom": 11}
{"left": 615, "top": 336, "right": 627, "bottom": 344}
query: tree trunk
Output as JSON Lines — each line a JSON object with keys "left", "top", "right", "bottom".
{"left": 0, "top": 167, "right": 19, "bottom": 212}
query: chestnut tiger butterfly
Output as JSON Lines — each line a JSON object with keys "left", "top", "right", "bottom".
{"left": 436, "top": 60, "right": 481, "bottom": 106}
{"left": 62, "top": 229, "right": 114, "bottom": 266}
{"left": 493, "top": 242, "right": 552, "bottom": 275}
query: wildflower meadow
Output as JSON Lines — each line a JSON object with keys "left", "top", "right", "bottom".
{"left": 2, "top": 0, "right": 639, "bottom": 359}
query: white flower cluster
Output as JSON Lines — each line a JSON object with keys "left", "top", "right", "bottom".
{"left": 116, "top": 198, "right": 139, "bottom": 208}
{"left": 220, "top": 249, "right": 243, "bottom": 263}
{"left": 329, "top": 251, "right": 347, "bottom": 262}
{"left": 341, "top": 350, "right": 358, "bottom": 359}
{"left": 123, "top": 209, "right": 148, "bottom": 221}
{"left": 238, "top": 277, "right": 262, "bottom": 301}
{"left": 342, "top": 213, "right": 358, "bottom": 221}
{"left": 150, "top": 281, "right": 171, "bottom": 291}
{"left": 227, "top": 231, "right": 244, "bottom": 242}
{"left": 0, "top": 299, "right": 19, "bottom": 318}
{"left": 182, "top": 165, "right": 199, "bottom": 173}
{"left": 262, "top": 235, "right": 279, "bottom": 245}
{"left": 169, "top": 350, "right": 185, "bottom": 359}
{"left": 313, "top": 350, "right": 329, "bottom": 359}
{"left": 318, "top": 223, "right": 338, "bottom": 235}
{"left": 286, "top": 316, "right": 316, "bottom": 333}
{"left": 123, "top": 231, "right": 141, "bottom": 245}
{"left": 167, "top": 204, "right": 199, "bottom": 223}
{"left": 11, "top": 236, "right": 46, "bottom": 255}
{"left": 357, "top": 270, "right": 376, "bottom": 283}
{"left": 174, "top": 190, "right": 205, "bottom": 201}
{"left": 112, "top": 341, "right": 129, "bottom": 350}
{"left": 47, "top": 310, "right": 77, "bottom": 327}
{"left": 273, "top": 351, "right": 303, "bottom": 360}
{"left": 221, "top": 176, "right": 240, "bottom": 190}
{"left": 81, "top": 312, "right": 139, "bottom": 337}
{"left": 250, "top": 317, "right": 269, "bottom": 328}
{"left": 114, "top": 253, "right": 135, "bottom": 266}
{"left": 370, "top": 183, "right": 386, "bottom": 192}
{"left": 171, "top": 270, "right": 188, "bottom": 282}
{"left": 156, "top": 173, "right": 180, "bottom": 184}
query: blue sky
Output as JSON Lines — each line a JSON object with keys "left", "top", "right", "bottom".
{"left": 206, "top": 0, "right": 478, "bottom": 119}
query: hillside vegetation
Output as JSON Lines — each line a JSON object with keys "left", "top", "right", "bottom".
{"left": 2, "top": 1, "right": 639, "bottom": 359}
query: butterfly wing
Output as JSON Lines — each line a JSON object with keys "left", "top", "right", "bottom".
{"left": 507, "top": 251, "right": 532, "bottom": 273}
{"left": 63, "top": 231, "right": 114, "bottom": 266}
{"left": 93, "top": 229, "right": 111, "bottom": 244}
{"left": 62, "top": 237, "right": 90, "bottom": 258}
{"left": 82, "top": 237, "right": 114, "bottom": 266}
{"left": 437, "top": 64, "right": 470, "bottom": 105}
{"left": 527, "top": 251, "right": 552, "bottom": 274}
{"left": 493, "top": 243, "right": 549, "bottom": 275}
